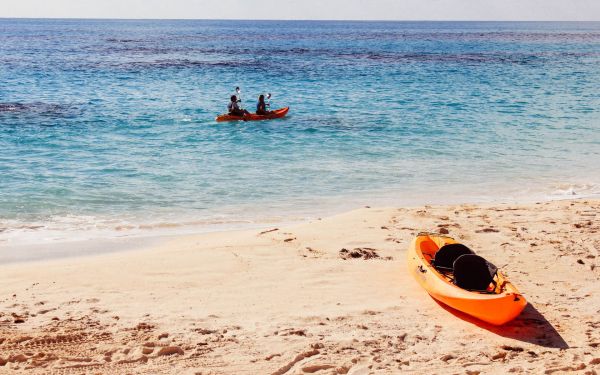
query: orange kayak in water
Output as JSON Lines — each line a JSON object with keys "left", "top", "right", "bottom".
{"left": 215, "top": 107, "right": 289, "bottom": 122}
{"left": 407, "top": 233, "right": 526, "bottom": 325}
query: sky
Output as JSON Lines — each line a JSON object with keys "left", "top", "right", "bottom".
{"left": 2, "top": 0, "right": 600, "bottom": 21}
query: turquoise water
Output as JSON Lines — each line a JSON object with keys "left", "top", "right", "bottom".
{"left": 1, "top": 20, "right": 600, "bottom": 244}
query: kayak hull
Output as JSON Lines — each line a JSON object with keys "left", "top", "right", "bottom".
{"left": 215, "top": 107, "right": 289, "bottom": 122}
{"left": 407, "top": 233, "right": 526, "bottom": 325}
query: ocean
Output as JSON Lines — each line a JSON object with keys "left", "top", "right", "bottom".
{"left": 1, "top": 19, "right": 599, "bottom": 245}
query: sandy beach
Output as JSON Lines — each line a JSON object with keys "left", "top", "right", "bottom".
{"left": 1, "top": 198, "right": 599, "bottom": 374}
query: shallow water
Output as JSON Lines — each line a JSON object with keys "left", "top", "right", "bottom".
{"left": 1, "top": 19, "right": 599, "bottom": 245}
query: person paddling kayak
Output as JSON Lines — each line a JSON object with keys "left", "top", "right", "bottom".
{"left": 256, "top": 94, "right": 272, "bottom": 116}
{"left": 228, "top": 95, "right": 250, "bottom": 117}
{"left": 216, "top": 88, "right": 288, "bottom": 122}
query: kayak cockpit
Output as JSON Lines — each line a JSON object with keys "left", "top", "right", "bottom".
{"left": 416, "top": 234, "right": 506, "bottom": 295}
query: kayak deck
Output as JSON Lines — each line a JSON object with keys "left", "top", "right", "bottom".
{"left": 216, "top": 107, "right": 289, "bottom": 122}
{"left": 407, "top": 233, "right": 526, "bottom": 325}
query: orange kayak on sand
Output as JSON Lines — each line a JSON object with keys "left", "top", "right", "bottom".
{"left": 215, "top": 107, "right": 289, "bottom": 122}
{"left": 407, "top": 233, "right": 526, "bottom": 325}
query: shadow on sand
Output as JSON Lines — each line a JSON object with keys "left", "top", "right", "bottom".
{"left": 434, "top": 299, "right": 569, "bottom": 349}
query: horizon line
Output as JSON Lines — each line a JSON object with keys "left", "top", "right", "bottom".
{"left": 1, "top": 16, "right": 600, "bottom": 22}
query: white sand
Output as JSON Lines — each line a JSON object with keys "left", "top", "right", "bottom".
{"left": 0, "top": 199, "right": 599, "bottom": 374}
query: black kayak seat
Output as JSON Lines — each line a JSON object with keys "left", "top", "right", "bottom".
{"left": 453, "top": 254, "right": 498, "bottom": 291}
{"left": 433, "top": 243, "right": 474, "bottom": 272}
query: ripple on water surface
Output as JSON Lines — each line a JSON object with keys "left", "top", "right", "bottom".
{"left": 1, "top": 20, "right": 599, "bottom": 245}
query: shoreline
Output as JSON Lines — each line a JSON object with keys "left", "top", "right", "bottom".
{"left": 1, "top": 198, "right": 599, "bottom": 373}
{"left": 2, "top": 191, "right": 599, "bottom": 257}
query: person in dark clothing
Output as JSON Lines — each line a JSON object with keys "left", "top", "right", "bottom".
{"left": 255, "top": 94, "right": 272, "bottom": 116}
{"left": 228, "top": 95, "right": 249, "bottom": 116}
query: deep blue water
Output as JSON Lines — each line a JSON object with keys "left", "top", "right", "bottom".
{"left": 1, "top": 19, "right": 600, "bottom": 244}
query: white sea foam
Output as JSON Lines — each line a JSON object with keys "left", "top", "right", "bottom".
{"left": 548, "top": 182, "right": 600, "bottom": 199}
{"left": 2, "top": 180, "right": 599, "bottom": 250}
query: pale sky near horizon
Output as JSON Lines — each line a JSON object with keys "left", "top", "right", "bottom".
{"left": 2, "top": 0, "right": 600, "bottom": 21}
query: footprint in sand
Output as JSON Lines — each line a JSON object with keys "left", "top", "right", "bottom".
{"left": 157, "top": 346, "right": 184, "bottom": 356}
{"left": 271, "top": 347, "right": 320, "bottom": 375}
{"left": 300, "top": 247, "right": 324, "bottom": 259}
{"left": 279, "top": 328, "right": 307, "bottom": 337}
{"left": 134, "top": 322, "right": 155, "bottom": 331}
